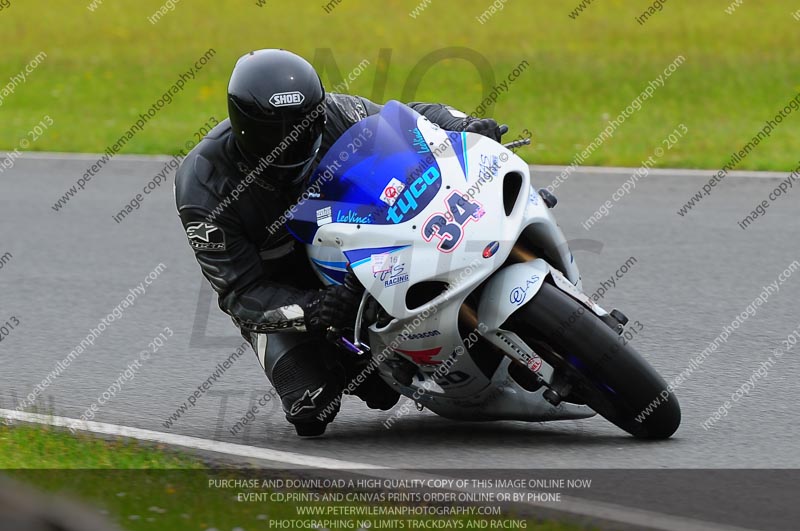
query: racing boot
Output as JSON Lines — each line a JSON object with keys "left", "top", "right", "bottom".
{"left": 255, "top": 332, "right": 346, "bottom": 436}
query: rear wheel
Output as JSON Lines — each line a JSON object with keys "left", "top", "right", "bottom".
{"left": 505, "top": 282, "right": 680, "bottom": 439}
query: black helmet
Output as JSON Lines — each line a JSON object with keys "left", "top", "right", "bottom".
{"left": 227, "top": 49, "right": 326, "bottom": 185}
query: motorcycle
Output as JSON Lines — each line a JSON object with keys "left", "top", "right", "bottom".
{"left": 287, "top": 101, "right": 680, "bottom": 439}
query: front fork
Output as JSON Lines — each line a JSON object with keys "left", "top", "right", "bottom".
{"left": 473, "top": 258, "right": 626, "bottom": 401}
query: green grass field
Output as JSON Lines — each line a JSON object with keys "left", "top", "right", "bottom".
{"left": 1, "top": 423, "right": 592, "bottom": 531}
{"left": 0, "top": 422, "right": 201, "bottom": 469}
{"left": 1, "top": 0, "right": 799, "bottom": 170}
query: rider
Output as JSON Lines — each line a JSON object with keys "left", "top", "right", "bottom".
{"left": 174, "top": 49, "right": 506, "bottom": 436}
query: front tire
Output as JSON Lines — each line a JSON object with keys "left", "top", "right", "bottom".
{"left": 505, "top": 282, "right": 680, "bottom": 439}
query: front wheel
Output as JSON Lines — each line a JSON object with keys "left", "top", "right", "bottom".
{"left": 505, "top": 282, "right": 680, "bottom": 439}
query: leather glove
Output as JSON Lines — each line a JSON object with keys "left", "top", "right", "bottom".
{"left": 465, "top": 118, "right": 509, "bottom": 142}
{"left": 303, "top": 270, "right": 365, "bottom": 335}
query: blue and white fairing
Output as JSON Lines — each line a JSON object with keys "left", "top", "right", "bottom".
{"left": 287, "top": 101, "right": 593, "bottom": 420}
{"left": 288, "top": 101, "right": 576, "bottom": 319}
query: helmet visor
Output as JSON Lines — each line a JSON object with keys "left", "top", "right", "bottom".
{"left": 238, "top": 111, "right": 325, "bottom": 168}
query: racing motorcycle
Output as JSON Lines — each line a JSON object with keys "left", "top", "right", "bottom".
{"left": 287, "top": 101, "right": 680, "bottom": 439}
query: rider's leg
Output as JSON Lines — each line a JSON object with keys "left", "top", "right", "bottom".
{"left": 246, "top": 331, "right": 345, "bottom": 436}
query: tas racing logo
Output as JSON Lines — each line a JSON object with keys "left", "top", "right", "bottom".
{"left": 269, "top": 91, "right": 305, "bottom": 107}
{"left": 186, "top": 222, "right": 226, "bottom": 251}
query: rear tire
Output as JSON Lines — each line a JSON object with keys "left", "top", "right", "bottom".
{"left": 505, "top": 282, "right": 680, "bottom": 439}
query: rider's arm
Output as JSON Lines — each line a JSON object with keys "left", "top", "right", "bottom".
{"left": 174, "top": 147, "right": 315, "bottom": 334}
{"left": 407, "top": 102, "right": 477, "bottom": 131}
{"left": 325, "top": 92, "right": 488, "bottom": 136}
{"left": 355, "top": 95, "right": 480, "bottom": 131}
{"left": 178, "top": 204, "right": 313, "bottom": 334}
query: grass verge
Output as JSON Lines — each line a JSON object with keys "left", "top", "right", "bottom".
{"left": 1, "top": 1, "right": 799, "bottom": 170}
{"left": 1, "top": 423, "right": 593, "bottom": 531}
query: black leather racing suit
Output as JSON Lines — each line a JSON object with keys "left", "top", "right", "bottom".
{"left": 174, "top": 93, "right": 478, "bottom": 428}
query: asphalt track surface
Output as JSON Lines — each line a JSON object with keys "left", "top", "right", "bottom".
{"left": 2, "top": 154, "right": 799, "bottom": 529}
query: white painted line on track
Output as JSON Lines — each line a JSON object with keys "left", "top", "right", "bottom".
{"left": 4, "top": 151, "right": 175, "bottom": 162}
{"left": 0, "top": 408, "right": 384, "bottom": 470}
{"left": 529, "top": 164, "right": 793, "bottom": 179}
{"left": 2, "top": 151, "right": 794, "bottom": 179}
{"left": 1, "top": 408, "right": 758, "bottom": 531}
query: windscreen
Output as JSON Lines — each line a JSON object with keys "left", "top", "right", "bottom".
{"left": 286, "top": 100, "right": 443, "bottom": 243}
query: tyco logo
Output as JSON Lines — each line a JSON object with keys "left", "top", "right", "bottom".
{"left": 386, "top": 166, "right": 441, "bottom": 223}
{"left": 269, "top": 91, "right": 305, "bottom": 107}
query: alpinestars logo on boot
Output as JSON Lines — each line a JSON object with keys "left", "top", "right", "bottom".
{"left": 289, "top": 386, "right": 324, "bottom": 416}
{"left": 186, "top": 222, "right": 226, "bottom": 251}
